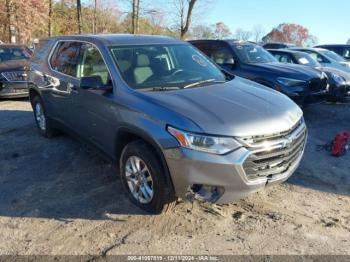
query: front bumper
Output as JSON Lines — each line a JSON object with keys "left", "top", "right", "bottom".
{"left": 163, "top": 142, "right": 304, "bottom": 204}
{"left": 0, "top": 81, "right": 28, "bottom": 98}
{"left": 280, "top": 77, "right": 329, "bottom": 105}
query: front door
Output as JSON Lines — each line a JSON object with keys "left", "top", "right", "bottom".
{"left": 71, "top": 42, "right": 117, "bottom": 155}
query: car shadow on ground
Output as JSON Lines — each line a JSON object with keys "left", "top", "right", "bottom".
{"left": 0, "top": 106, "right": 349, "bottom": 221}
{"left": 0, "top": 109, "right": 149, "bottom": 220}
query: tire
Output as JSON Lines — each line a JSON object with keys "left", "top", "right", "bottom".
{"left": 120, "top": 140, "right": 176, "bottom": 214}
{"left": 31, "top": 95, "right": 58, "bottom": 138}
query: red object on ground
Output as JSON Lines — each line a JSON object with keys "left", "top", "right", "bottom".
{"left": 331, "top": 131, "right": 350, "bottom": 157}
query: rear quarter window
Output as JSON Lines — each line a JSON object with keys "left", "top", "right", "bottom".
{"left": 31, "top": 40, "right": 54, "bottom": 64}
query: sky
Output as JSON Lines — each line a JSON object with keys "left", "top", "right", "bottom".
{"left": 82, "top": 0, "right": 349, "bottom": 44}
{"left": 204, "top": 0, "right": 350, "bottom": 44}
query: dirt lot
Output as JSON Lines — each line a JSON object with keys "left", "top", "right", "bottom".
{"left": 0, "top": 99, "right": 349, "bottom": 256}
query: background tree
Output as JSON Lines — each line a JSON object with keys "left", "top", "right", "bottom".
{"left": 48, "top": 0, "right": 53, "bottom": 36}
{"left": 262, "top": 23, "right": 316, "bottom": 46}
{"left": 173, "top": 0, "right": 198, "bottom": 39}
{"left": 252, "top": 25, "right": 264, "bottom": 43}
{"left": 234, "top": 28, "right": 252, "bottom": 41}
{"left": 131, "top": 0, "right": 140, "bottom": 34}
{"left": 214, "top": 22, "right": 231, "bottom": 39}
{"left": 93, "top": 0, "right": 97, "bottom": 34}
{"left": 76, "top": 0, "right": 82, "bottom": 34}
{"left": 190, "top": 24, "right": 215, "bottom": 39}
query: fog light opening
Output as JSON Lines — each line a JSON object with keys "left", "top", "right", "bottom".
{"left": 186, "top": 184, "right": 224, "bottom": 203}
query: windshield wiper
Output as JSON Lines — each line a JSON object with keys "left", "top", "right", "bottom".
{"left": 184, "top": 79, "right": 225, "bottom": 89}
{"left": 142, "top": 86, "right": 181, "bottom": 92}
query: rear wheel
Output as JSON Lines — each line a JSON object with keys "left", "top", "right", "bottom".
{"left": 120, "top": 140, "right": 176, "bottom": 214}
{"left": 32, "top": 96, "right": 58, "bottom": 138}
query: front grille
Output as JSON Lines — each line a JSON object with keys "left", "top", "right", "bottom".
{"left": 308, "top": 76, "right": 328, "bottom": 92}
{"left": 241, "top": 119, "right": 307, "bottom": 181}
{"left": 1, "top": 71, "right": 28, "bottom": 82}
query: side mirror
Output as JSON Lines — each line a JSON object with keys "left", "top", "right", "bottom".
{"left": 80, "top": 75, "right": 112, "bottom": 91}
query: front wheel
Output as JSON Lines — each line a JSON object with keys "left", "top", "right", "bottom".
{"left": 120, "top": 140, "right": 176, "bottom": 214}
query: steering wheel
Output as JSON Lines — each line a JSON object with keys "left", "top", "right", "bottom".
{"left": 171, "top": 69, "right": 184, "bottom": 76}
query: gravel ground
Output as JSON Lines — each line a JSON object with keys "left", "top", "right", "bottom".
{"left": 0, "top": 99, "right": 349, "bottom": 256}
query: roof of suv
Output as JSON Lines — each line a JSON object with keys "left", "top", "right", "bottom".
{"left": 289, "top": 47, "right": 327, "bottom": 52}
{"left": 268, "top": 49, "right": 307, "bottom": 55}
{"left": 316, "top": 44, "right": 350, "bottom": 47}
{"left": 190, "top": 39, "right": 255, "bottom": 46}
{"left": 43, "top": 34, "right": 183, "bottom": 46}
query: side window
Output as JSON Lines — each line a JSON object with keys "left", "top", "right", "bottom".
{"left": 307, "top": 51, "right": 328, "bottom": 63}
{"left": 50, "top": 41, "right": 82, "bottom": 77}
{"left": 278, "top": 54, "right": 293, "bottom": 63}
{"left": 77, "top": 43, "right": 110, "bottom": 86}
{"left": 194, "top": 43, "right": 213, "bottom": 58}
{"left": 211, "top": 44, "right": 234, "bottom": 65}
{"left": 343, "top": 48, "right": 350, "bottom": 59}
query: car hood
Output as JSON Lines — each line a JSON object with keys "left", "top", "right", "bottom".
{"left": 248, "top": 62, "right": 321, "bottom": 79}
{"left": 0, "top": 59, "right": 28, "bottom": 72}
{"left": 143, "top": 77, "right": 303, "bottom": 137}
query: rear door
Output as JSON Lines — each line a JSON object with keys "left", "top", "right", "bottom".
{"left": 47, "top": 41, "right": 82, "bottom": 127}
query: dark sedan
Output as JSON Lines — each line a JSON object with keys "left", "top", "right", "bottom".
{"left": 190, "top": 40, "right": 328, "bottom": 105}
{"left": 269, "top": 49, "right": 350, "bottom": 102}
{"left": 315, "top": 44, "right": 350, "bottom": 61}
{"left": 0, "top": 44, "right": 32, "bottom": 98}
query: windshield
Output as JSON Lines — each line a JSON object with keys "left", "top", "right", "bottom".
{"left": 320, "top": 50, "right": 346, "bottom": 62}
{"left": 232, "top": 44, "right": 277, "bottom": 63}
{"left": 110, "top": 44, "right": 225, "bottom": 90}
{"left": 0, "top": 47, "right": 31, "bottom": 63}
{"left": 294, "top": 53, "right": 321, "bottom": 67}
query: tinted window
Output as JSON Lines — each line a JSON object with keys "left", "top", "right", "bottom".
{"left": 232, "top": 44, "right": 276, "bottom": 63}
{"left": 210, "top": 45, "right": 234, "bottom": 65}
{"left": 342, "top": 48, "right": 350, "bottom": 59}
{"left": 273, "top": 53, "right": 294, "bottom": 63}
{"left": 302, "top": 51, "right": 329, "bottom": 63}
{"left": 110, "top": 44, "right": 225, "bottom": 90}
{"left": 319, "top": 50, "right": 345, "bottom": 62}
{"left": 0, "top": 47, "right": 31, "bottom": 63}
{"left": 77, "top": 43, "right": 110, "bottom": 85}
{"left": 50, "top": 42, "right": 81, "bottom": 77}
{"left": 193, "top": 43, "right": 213, "bottom": 57}
{"left": 294, "top": 53, "right": 321, "bottom": 67}
{"left": 193, "top": 43, "right": 234, "bottom": 65}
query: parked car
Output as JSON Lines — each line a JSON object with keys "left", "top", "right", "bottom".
{"left": 28, "top": 35, "right": 307, "bottom": 214}
{"left": 263, "top": 42, "right": 296, "bottom": 49}
{"left": 290, "top": 47, "right": 350, "bottom": 74}
{"left": 269, "top": 49, "right": 350, "bottom": 102}
{"left": 0, "top": 44, "right": 32, "bottom": 98}
{"left": 190, "top": 40, "right": 328, "bottom": 105}
{"left": 315, "top": 44, "right": 350, "bottom": 61}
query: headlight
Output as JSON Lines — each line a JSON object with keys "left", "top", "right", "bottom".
{"left": 167, "top": 126, "right": 240, "bottom": 155}
{"left": 277, "top": 77, "right": 306, "bottom": 87}
{"left": 331, "top": 73, "right": 346, "bottom": 85}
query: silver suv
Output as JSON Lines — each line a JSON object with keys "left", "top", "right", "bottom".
{"left": 28, "top": 35, "right": 307, "bottom": 214}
